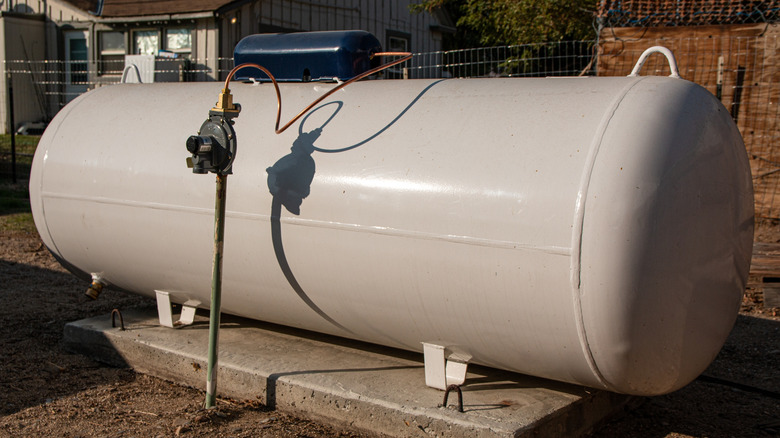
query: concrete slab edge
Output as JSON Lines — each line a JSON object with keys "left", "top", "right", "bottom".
{"left": 63, "top": 315, "right": 632, "bottom": 438}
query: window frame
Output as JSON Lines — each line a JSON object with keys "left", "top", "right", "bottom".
{"left": 385, "top": 30, "right": 411, "bottom": 79}
{"left": 163, "top": 27, "right": 193, "bottom": 58}
{"left": 98, "top": 30, "right": 126, "bottom": 76}
{"left": 132, "top": 28, "right": 161, "bottom": 56}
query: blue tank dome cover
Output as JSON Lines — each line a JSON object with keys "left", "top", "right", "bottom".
{"left": 232, "top": 31, "right": 382, "bottom": 82}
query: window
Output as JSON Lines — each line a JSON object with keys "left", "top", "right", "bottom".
{"left": 385, "top": 31, "right": 410, "bottom": 79}
{"left": 134, "top": 30, "right": 159, "bottom": 55}
{"left": 387, "top": 35, "right": 409, "bottom": 53}
{"left": 67, "top": 34, "right": 88, "bottom": 84}
{"left": 130, "top": 28, "right": 192, "bottom": 58}
{"left": 99, "top": 31, "right": 125, "bottom": 75}
{"left": 165, "top": 28, "right": 192, "bottom": 57}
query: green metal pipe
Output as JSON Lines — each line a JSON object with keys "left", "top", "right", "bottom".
{"left": 205, "top": 173, "right": 228, "bottom": 408}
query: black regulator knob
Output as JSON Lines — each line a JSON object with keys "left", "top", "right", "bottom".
{"left": 186, "top": 115, "right": 238, "bottom": 175}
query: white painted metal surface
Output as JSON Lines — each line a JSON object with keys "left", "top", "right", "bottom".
{"left": 29, "top": 76, "right": 753, "bottom": 396}
{"left": 123, "top": 55, "right": 154, "bottom": 84}
{"left": 155, "top": 290, "right": 199, "bottom": 328}
{"left": 422, "top": 342, "right": 470, "bottom": 390}
{"left": 629, "top": 46, "right": 681, "bottom": 78}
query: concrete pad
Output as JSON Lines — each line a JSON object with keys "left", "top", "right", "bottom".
{"left": 64, "top": 308, "right": 631, "bottom": 437}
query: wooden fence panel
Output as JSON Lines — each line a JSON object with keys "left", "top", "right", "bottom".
{"left": 599, "top": 24, "right": 780, "bottom": 220}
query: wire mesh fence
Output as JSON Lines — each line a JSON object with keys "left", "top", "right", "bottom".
{"left": 0, "top": 57, "right": 235, "bottom": 104}
{"left": 597, "top": 1, "right": 779, "bottom": 27}
{"left": 400, "top": 41, "right": 597, "bottom": 78}
{"left": 596, "top": 31, "right": 780, "bottom": 221}
{"left": 2, "top": 35, "right": 779, "bottom": 220}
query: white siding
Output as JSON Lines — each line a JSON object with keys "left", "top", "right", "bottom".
{"left": 220, "top": 0, "right": 444, "bottom": 64}
{"left": 201, "top": 0, "right": 447, "bottom": 80}
{"left": 6, "top": 0, "right": 92, "bottom": 22}
{"left": 0, "top": 15, "right": 46, "bottom": 133}
{"left": 193, "top": 18, "right": 219, "bottom": 82}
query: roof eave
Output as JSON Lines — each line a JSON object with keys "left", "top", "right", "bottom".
{"left": 95, "top": 11, "right": 214, "bottom": 23}
{"left": 215, "top": 0, "right": 252, "bottom": 16}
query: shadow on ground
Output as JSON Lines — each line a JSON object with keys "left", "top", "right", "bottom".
{"left": 0, "top": 243, "right": 154, "bottom": 416}
{"left": 592, "top": 314, "right": 779, "bottom": 437}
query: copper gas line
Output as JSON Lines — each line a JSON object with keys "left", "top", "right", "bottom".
{"left": 219, "top": 51, "right": 413, "bottom": 134}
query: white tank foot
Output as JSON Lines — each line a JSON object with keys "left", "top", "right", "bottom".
{"left": 155, "top": 290, "right": 200, "bottom": 328}
{"left": 422, "top": 342, "right": 471, "bottom": 390}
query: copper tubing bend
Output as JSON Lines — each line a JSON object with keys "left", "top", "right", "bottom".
{"left": 221, "top": 52, "right": 413, "bottom": 135}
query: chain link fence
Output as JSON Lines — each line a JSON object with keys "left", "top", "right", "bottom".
{"left": 2, "top": 35, "right": 780, "bottom": 221}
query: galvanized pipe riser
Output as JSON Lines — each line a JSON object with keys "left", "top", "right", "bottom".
{"left": 29, "top": 77, "right": 753, "bottom": 396}
{"left": 205, "top": 174, "right": 227, "bottom": 407}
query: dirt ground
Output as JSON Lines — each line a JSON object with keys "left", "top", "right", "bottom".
{"left": 0, "top": 228, "right": 778, "bottom": 437}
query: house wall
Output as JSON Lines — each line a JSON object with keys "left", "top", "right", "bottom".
{"left": 5, "top": 0, "right": 92, "bottom": 21}
{"left": 0, "top": 13, "right": 46, "bottom": 134}
{"left": 598, "top": 23, "right": 780, "bottom": 219}
{"left": 218, "top": 0, "right": 444, "bottom": 79}
{"left": 0, "top": 0, "right": 445, "bottom": 131}
{"left": 192, "top": 18, "right": 220, "bottom": 82}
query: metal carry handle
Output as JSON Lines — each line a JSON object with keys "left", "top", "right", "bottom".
{"left": 121, "top": 64, "right": 143, "bottom": 83}
{"left": 628, "top": 46, "right": 681, "bottom": 79}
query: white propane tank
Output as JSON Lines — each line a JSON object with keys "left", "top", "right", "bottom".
{"left": 29, "top": 75, "right": 753, "bottom": 396}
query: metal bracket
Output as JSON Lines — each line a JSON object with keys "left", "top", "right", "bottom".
{"left": 441, "top": 384, "right": 464, "bottom": 412}
{"left": 111, "top": 308, "right": 125, "bottom": 330}
{"left": 155, "top": 290, "right": 200, "bottom": 328}
{"left": 422, "top": 342, "right": 471, "bottom": 390}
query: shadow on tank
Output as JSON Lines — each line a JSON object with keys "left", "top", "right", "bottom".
{"left": 265, "top": 80, "right": 444, "bottom": 334}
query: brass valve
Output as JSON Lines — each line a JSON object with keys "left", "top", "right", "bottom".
{"left": 85, "top": 279, "right": 104, "bottom": 300}
{"left": 211, "top": 88, "right": 241, "bottom": 117}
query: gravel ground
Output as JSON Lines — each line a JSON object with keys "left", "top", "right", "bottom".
{"left": 0, "top": 227, "right": 778, "bottom": 437}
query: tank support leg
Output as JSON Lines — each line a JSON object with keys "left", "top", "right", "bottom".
{"left": 422, "top": 342, "right": 471, "bottom": 390}
{"left": 155, "top": 290, "right": 200, "bottom": 328}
